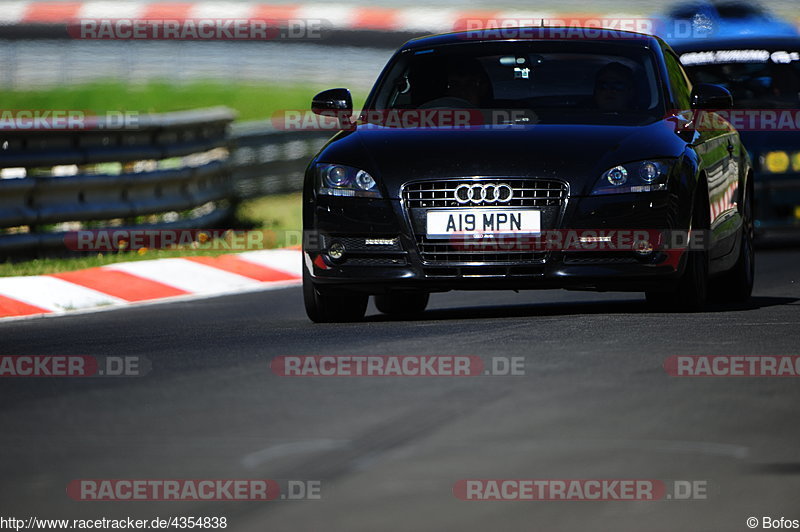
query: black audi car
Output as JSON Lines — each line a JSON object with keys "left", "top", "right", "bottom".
{"left": 302, "top": 27, "right": 754, "bottom": 322}
{"left": 671, "top": 37, "right": 800, "bottom": 240}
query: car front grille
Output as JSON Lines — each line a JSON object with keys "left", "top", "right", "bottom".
{"left": 404, "top": 178, "right": 566, "bottom": 208}
{"left": 404, "top": 178, "right": 567, "bottom": 265}
{"left": 423, "top": 265, "right": 545, "bottom": 277}
{"left": 345, "top": 256, "right": 408, "bottom": 266}
{"left": 563, "top": 251, "right": 640, "bottom": 264}
{"left": 415, "top": 235, "right": 546, "bottom": 264}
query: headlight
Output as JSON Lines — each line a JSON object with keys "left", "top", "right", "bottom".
{"left": 315, "top": 163, "right": 382, "bottom": 198}
{"left": 591, "top": 160, "right": 672, "bottom": 195}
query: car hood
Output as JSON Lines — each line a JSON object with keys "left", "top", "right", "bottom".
{"left": 318, "top": 120, "right": 687, "bottom": 198}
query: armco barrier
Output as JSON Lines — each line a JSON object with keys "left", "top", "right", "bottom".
{"left": 0, "top": 108, "right": 331, "bottom": 257}
{"left": 229, "top": 121, "right": 330, "bottom": 199}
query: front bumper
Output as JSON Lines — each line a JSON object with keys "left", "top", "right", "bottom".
{"left": 304, "top": 191, "right": 687, "bottom": 293}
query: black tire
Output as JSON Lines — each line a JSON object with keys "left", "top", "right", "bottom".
{"left": 646, "top": 189, "right": 709, "bottom": 312}
{"left": 374, "top": 292, "right": 430, "bottom": 316}
{"left": 303, "top": 268, "right": 368, "bottom": 323}
{"left": 709, "top": 180, "right": 755, "bottom": 303}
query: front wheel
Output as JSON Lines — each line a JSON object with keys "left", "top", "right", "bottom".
{"left": 303, "top": 268, "right": 368, "bottom": 323}
{"left": 646, "top": 192, "right": 709, "bottom": 312}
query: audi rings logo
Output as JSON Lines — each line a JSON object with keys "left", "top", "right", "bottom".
{"left": 454, "top": 183, "right": 514, "bottom": 204}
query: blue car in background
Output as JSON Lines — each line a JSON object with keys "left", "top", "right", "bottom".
{"left": 653, "top": 1, "right": 799, "bottom": 46}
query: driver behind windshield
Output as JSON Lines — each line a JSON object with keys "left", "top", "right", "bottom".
{"left": 420, "top": 57, "right": 492, "bottom": 109}
{"left": 594, "top": 62, "right": 636, "bottom": 111}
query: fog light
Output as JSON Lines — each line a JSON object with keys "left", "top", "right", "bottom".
{"left": 328, "top": 241, "right": 345, "bottom": 260}
{"left": 634, "top": 240, "right": 653, "bottom": 256}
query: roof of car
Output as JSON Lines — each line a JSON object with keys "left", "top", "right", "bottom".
{"left": 400, "top": 27, "right": 661, "bottom": 52}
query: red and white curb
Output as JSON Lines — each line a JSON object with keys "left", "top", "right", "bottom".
{"left": 0, "top": 2, "right": 641, "bottom": 33}
{"left": 0, "top": 249, "right": 302, "bottom": 321}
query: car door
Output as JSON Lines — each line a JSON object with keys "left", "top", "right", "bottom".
{"left": 663, "top": 48, "right": 739, "bottom": 261}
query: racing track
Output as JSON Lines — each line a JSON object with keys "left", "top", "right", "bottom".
{"left": 1, "top": 248, "right": 799, "bottom": 531}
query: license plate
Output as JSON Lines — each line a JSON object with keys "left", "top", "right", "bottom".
{"left": 426, "top": 209, "right": 541, "bottom": 239}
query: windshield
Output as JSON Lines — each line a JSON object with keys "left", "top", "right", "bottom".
{"left": 368, "top": 42, "right": 665, "bottom": 126}
{"left": 680, "top": 48, "right": 800, "bottom": 108}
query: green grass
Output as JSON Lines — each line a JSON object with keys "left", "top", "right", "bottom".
{"left": 0, "top": 192, "right": 303, "bottom": 277}
{"left": 0, "top": 80, "right": 367, "bottom": 121}
{"left": 238, "top": 192, "right": 303, "bottom": 243}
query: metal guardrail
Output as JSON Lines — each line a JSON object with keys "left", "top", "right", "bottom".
{"left": 0, "top": 107, "right": 332, "bottom": 257}
{"left": 229, "top": 121, "right": 330, "bottom": 199}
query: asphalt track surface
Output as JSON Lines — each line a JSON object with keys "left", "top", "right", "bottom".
{"left": 1, "top": 248, "right": 799, "bottom": 531}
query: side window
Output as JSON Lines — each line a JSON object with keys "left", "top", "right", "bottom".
{"left": 663, "top": 50, "right": 693, "bottom": 110}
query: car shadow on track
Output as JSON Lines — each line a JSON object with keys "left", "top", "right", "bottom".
{"left": 365, "top": 296, "right": 799, "bottom": 322}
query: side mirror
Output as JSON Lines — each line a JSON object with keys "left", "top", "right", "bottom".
{"left": 311, "top": 88, "right": 353, "bottom": 122}
{"left": 690, "top": 83, "right": 733, "bottom": 110}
